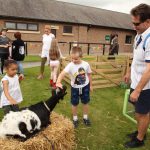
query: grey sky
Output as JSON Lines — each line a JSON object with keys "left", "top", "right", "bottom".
{"left": 57, "top": 0, "right": 150, "bottom": 14}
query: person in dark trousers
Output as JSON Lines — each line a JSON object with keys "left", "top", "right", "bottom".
{"left": 0, "top": 28, "right": 11, "bottom": 74}
{"left": 124, "top": 3, "right": 150, "bottom": 148}
{"left": 109, "top": 34, "right": 119, "bottom": 55}
{"left": 11, "top": 32, "right": 25, "bottom": 74}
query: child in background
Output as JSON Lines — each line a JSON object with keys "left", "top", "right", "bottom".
{"left": 11, "top": 32, "right": 25, "bottom": 75}
{"left": 56, "top": 47, "right": 92, "bottom": 128}
{"left": 0, "top": 60, "right": 24, "bottom": 115}
{"left": 49, "top": 39, "right": 62, "bottom": 88}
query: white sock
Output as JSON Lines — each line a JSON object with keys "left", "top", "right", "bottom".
{"left": 83, "top": 114, "right": 88, "bottom": 120}
{"left": 73, "top": 116, "right": 78, "bottom": 121}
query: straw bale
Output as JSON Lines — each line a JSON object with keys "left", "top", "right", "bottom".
{"left": 0, "top": 112, "right": 75, "bottom": 150}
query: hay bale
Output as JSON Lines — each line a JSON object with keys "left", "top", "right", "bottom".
{"left": 0, "top": 112, "right": 76, "bottom": 150}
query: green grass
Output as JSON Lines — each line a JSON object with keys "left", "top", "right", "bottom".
{"left": 0, "top": 67, "right": 149, "bottom": 150}
{"left": 24, "top": 55, "right": 41, "bottom": 62}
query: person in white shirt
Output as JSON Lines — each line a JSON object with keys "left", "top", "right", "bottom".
{"left": 56, "top": 47, "right": 93, "bottom": 128}
{"left": 124, "top": 3, "right": 150, "bottom": 148}
{"left": 0, "top": 60, "right": 24, "bottom": 115}
{"left": 37, "top": 25, "right": 55, "bottom": 79}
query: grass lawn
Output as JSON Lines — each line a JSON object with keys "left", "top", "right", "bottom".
{"left": 0, "top": 66, "right": 149, "bottom": 150}
{"left": 24, "top": 55, "right": 41, "bottom": 62}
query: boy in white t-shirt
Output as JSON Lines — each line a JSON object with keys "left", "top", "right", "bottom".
{"left": 0, "top": 60, "right": 24, "bottom": 115}
{"left": 56, "top": 47, "right": 92, "bottom": 128}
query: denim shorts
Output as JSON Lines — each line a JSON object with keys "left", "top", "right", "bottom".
{"left": 71, "top": 83, "right": 90, "bottom": 106}
{"left": 129, "top": 88, "right": 150, "bottom": 114}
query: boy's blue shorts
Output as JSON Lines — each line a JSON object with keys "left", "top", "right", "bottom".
{"left": 71, "top": 83, "right": 90, "bottom": 106}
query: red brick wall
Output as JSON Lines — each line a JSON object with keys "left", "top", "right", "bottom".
{"left": 0, "top": 19, "right": 135, "bottom": 55}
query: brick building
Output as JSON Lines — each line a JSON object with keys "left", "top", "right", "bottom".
{"left": 0, "top": 0, "right": 136, "bottom": 55}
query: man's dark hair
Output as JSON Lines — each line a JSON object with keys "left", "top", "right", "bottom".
{"left": 130, "top": 3, "right": 150, "bottom": 22}
{"left": 4, "top": 60, "right": 17, "bottom": 68}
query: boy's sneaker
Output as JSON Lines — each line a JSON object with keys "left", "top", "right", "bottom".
{"left": 127, "top": 131, "right": 147, "bottom": 140}
{"left": 73, "top": 120, "right": 79, "bottom": 128}
{"left": 83, "top": 118, "right": 91, "bottom": 126}
{"left": 124, "top": 137, "right": 144, "bottom": 148}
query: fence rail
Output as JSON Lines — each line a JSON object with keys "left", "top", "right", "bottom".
{"left": 24, "top": 41, "right": 110, "bottom": 56}
{"left": 60, "top": 55, "right": 131, "bottom": 89}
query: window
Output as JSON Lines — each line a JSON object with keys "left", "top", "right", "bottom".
{"left": 17, "top": 23, "right": 27, "bottom": 30}
{"left": 63, "top": 25, "right": 73, "bottom": 34}
{"left": 28, "top": 24, "right": 38, "bottom": 31}
{"left": 125, "top": 35, "right": 132, "bottom": 44}
{"left": 5, "top": 22, "right": 38, "bottom": 31}
{"left": 5, "top": 22, "right": 16, "bottom": 29}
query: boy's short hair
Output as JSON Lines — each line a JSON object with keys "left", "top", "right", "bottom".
{"left": 4, "top": 60, "right": 17, "bottom": 68}
{"left": 71, "top": 46, "right": 82, "bottom": 57}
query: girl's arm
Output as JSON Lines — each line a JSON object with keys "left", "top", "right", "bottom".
{"left": 88, "top": 73, "right": 93, "bottom": 92}
{"left": 2, "top": 80, "right": 17, "bottom": 105}
{"left": 56, "top": 70, "right": 67, "bottom": 88}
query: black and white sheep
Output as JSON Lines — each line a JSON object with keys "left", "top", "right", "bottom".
{"left": 0, "top": 86, "right": 67, "bottom": 141}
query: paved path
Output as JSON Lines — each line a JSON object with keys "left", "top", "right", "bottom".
{"left": 23, "top": 62, "right": 41, "bottom": 68}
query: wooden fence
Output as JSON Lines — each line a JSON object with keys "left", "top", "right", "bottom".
{"left": 60, "top": 55, "right": 132, "bottom": 89}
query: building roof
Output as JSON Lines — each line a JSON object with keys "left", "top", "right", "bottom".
{"left": 0, "top": 0, "right": 134, "bottom": 30}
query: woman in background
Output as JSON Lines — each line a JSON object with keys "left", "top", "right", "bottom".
{"left": 0, "top": 28, "right": 11, "bottom": 74}
{"left": 37, "top": 25, "right": 55, "bottom": 79}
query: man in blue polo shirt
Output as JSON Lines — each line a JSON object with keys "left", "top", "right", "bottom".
{"left": 124, "top": 3, "right": 150, "bottom": 148}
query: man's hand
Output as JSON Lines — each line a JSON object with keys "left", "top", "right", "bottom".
{"left": 124, "top": 73, "right": 130, "bottom": 84}
{"left": 130, "top": 90, "right": 140, "bottom": 102}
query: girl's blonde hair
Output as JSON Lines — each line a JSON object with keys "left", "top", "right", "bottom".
{"left": 49, "top": 39, "right": 60, "bottom": 60}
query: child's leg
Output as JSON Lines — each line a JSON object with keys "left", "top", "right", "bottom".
{"left": 71, "top": 87, "right": 79, "bottom": 122}
{"left": 72, "top": 105, "right": 78, "bottom": 120}
{"left": 83, "top": 104, "right": 89, "bottom": 119}
{"left": 53, "top": 64, "right": 59, "bottom": 83}
{"left": 50, "top": 66, "right": 54, "bottom": 80}
{"left": 38, "top": 57, "right": 47, "bottom": 79}
{"left": 80, "top": 84, "right": 90, "bottom": 121}
{"left": 17, "top": 61, "right": 24, "bottom": 74}
{"left": 49, "top": 66, "right": 54, "bottom": 86}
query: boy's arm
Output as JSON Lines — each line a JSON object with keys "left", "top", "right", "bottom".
{"left": 88, "top": 73, "right": 93, "bottom": 91}
{"left": 56, "top": 70, "right": 67, "bottom": 88}
{"left": 2, "top": 80, "right": 17, "bottom": 105}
